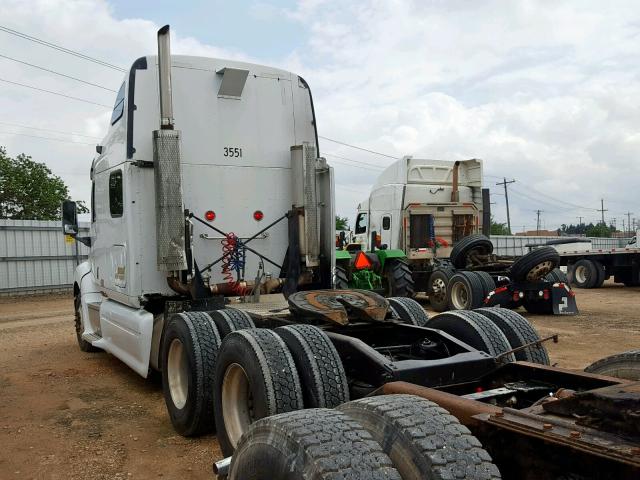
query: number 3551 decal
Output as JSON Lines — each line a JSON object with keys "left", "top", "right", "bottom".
{"left": 223, "top": 147, "right": 243, "bottom": 158}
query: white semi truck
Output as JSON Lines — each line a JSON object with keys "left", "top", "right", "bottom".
{"left": 61, "top": 26, "right": 638, "bottom": 479}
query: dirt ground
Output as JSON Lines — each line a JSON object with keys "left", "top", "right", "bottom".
{"left": 1, "top": 282, "right": 638, "bottom": 479}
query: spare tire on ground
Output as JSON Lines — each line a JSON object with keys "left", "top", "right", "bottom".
{"left": 228, "top": 409, "right": 401, "bottom": 480}
{"left": 338, "top": 395, "right": 502, "bottom": 480}
{"left": 450, "top": 234, "right": 493, "bottom": 268}
{"left": 426, "top": 310, "right": 515, "bottom": 362}
{"left": 584, "top": 350, "right": 640, "bottom": 380}
{"left": 509, "top": 246, "right": 560, "bottom": 282}
{"left": 475, "top": 307, "right": 550, "bottom": 364}
{"left": 447, "top": 271, "right": 486, "bottom": 310}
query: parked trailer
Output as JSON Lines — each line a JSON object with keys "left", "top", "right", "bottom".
{"left": 540, "top": 236, "right": 640, "bottom": 288}
{"left": 63, "top": 25, "right": 634, "bottom": 480}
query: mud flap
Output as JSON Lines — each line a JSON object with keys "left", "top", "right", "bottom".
{"left": 552, "top": 283, "right": 578, "bottom": 315}
{"left": 484, "top": 286, "right": 520, "bottom": 309}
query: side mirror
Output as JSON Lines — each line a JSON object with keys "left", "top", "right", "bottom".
{"left": 62, "top": 200, "right": 78, "bottom": 236}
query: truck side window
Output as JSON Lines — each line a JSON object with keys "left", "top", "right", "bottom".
{"left": 111, "top": 83, "right": 125, "bottom": 125}
{"left": 355, "top": 213, "right": 368, "bottom": 234}
{"left": 109, "top": 170, "right": 123, "bottom": 217}
{"left": 382, "top": 216, "right": 391, "bottom": 231}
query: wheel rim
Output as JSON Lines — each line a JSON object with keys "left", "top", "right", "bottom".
{"left": 450, "top": 282, "right": 469, "bottom": 309}
{"left": 431, "top": 278, "right": 447, "bottom": 304}
{"left": 526, "top": 261, "right": 554, "bottom": 281}
{"left": 167, "top": 339, "right": 189, "bottom": 410}
{"left": 574, "top": 265, "right": 587, "bottom": 284}
{"left": 222, "top": 363, "right": 253, "bottom": 448}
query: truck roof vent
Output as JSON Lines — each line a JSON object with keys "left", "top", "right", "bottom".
{"left": 216, "top": 67, "right": 249, "bottom": 99}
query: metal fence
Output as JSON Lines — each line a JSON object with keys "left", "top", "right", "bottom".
{"left": 0, "top": 219, "right": 90, "bottom": 295}
{"left": 490, "top": 235, "right": 633, "bottom": 258}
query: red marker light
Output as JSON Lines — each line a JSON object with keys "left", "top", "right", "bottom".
{"left": 253, "top": 210, "right": 264, "bottom": 221}
{"left": 205, "top": 210, "right": 216, "bottom": 222}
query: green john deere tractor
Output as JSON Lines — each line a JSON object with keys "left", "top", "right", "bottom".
{"left": 335, "top": 232, "right": 414, "bottom": 297}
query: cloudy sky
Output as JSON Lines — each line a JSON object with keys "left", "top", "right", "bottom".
{"left": 1, "top": 0, "right": 639, "bottom": 232}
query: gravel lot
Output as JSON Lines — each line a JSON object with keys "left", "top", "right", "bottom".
{"left": 1, "top": 282, "right": 638, "bottom": 479}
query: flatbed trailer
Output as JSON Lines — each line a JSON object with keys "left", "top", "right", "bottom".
{"left": 556, "top": 247, "right": 640, "bottom": 288}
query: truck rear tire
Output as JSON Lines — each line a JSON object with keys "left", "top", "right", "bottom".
{"left": 509, "top": 247, "right": 560, "bottom": 282}
{"left": 384, "top": 259, "right": 415, "bottom": 297}
{"left": 592, "top": 260, "right": 606, "bottom": 288}
{"left": 74, "top": 294, "right": 100, "bottom": 353}
{"left": 522, "top": 299, "right": 553, "bottom": 315}
{"left": 584, "top": 350, "right": 640, "bottom": 380}
{"left": 228, "top": 409, "right": 401, "bottom": 480}
{"left": 475, "top": 308, "right": 550, "bottom": 365}
{"left": 387, "top": 297, "right": 429, "bottom": 326}
{"left": 207, "top": 308, "right": 255, "bottom": 338}
{"left": 474, "top": 270, "right": 496, "bottom": 297}
{"left": 545, "top": 268, "right": 568, "bottom": 284}
{"left": 427, "top": 268, "right": 455, "bottom": 312}
{"left": 450, "top": 234, "right": 493, "bottom": 269}
{"left": 447, "top": 271, "right": 485, "bottom": 310}
{"left": 213, "top": 328, "right": 304, "bottom": 456}
{"left": 338, "top": 395, "right": 502, "bottom": 480}
{"left": 161, "top": 311, "right": 222, "bottom": 436}
{"left": 275, "top": 325, "right": 349, "bottom": 408}
{"left": 426, "top": 310, "right": 515, "bottom": 361}
{"left": 569, "top": 259, "right": 598, "bottom": 288}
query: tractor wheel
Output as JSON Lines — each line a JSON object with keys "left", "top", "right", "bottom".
{"left": 509, "top": 247, "right": 560, "bottom": 282}
{"left": 213, "top": 328, "right": 303, "bottom": 456}
{"left": 207, "top": 308, "right": 255, "bottom": 338}
{"left": 384, "top": 260, "right": 415, "bottom": 298}
{"left": 447, "top": 271, "right": 485, "bottom": 310}
{"left": 338, "top": 395, "right": 501, "bottom": 480}
{"left": 450, "top": 234, "right": 493, "bottom": 269}
{"left": 161, "top": 312, "right": 222, "bottom": 436}
{"left": 426, "top": 310, "right": 515, "bottom": 361}
{"left": 475, "top": 308, "right": 550, "bottom": 364}
{"left": 275, "top": 324, "right": 349, "bottom": 408}
{"left": 474, "top": 271, "right": 496, "bottom": 297}
{"left": 584, "top": 350, "right": 640, "bottom": 380}
{"left": 387, "top": 297, "right": 429, "bottom": 326}
{"left": 427, "top": 268, "right": 455, "bottom": 312}
{"left": 334, "top": 264, "right": 350, "bottom": 289}
{"left": 228, "top": 409, "right": 401, "bottom": 480}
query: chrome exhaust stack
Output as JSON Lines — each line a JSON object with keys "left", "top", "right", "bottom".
{"left": 154, "top": 25, "right": 187, "bottom": 272}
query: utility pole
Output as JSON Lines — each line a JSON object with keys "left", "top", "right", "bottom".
{"left": 496, "top": 178, "right": 516, "bottom": 234}
{"left": 577, "top": 216, "right": 583, "bottom": 226}
{"left": 599, "top": 199, "right": 607, "bottom": 225}
{"left": 535, "top": 210, "right": 543, "bottom": 235}
{"left": 626, "top": 211, "right": 633, "bottom": 235}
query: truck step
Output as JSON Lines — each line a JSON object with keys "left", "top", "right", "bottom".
{"left": 82, "top": 332, "right": 102, "bottom": 343}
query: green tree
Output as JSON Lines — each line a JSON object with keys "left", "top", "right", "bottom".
{"left": 335, "top": 215, "right": 350, "bottom": 230}
{"left": 0, "top": 147, "right": 82, "bottom": 220}
{"left": 585, "top": 222, "right": 615, "bottom": 237}
{"left": 490, "top": 215, "right": 510, "bottom": 235}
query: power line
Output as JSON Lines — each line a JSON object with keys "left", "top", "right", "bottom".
{"left": 0, "top": 130, "right": 94, "bottom": 145}
{"left": 0, "top": 121, "right": 101, "bottom": 139}
{"left": 0, "top": 25, "right": 126, "bottom": 72}
{"left": 324, "top": 152, "right": 385, "bottom": 170}
{"left": 319, "top": 135, "right": 399, "bottom": 160}
{"left": 0, "top": 53, "right": 117, "bottom": 92}
{"left": 0, "top": 77, "right": 112, "bottom": 107}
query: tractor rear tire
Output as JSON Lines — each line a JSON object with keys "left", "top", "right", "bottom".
{"left": 161, "top": 312, "right": 222, "bottom": 436}
{"left": 427, "top": 268, "right": 456, "bottom": 312}
{"left": 275, "top": 325, "right": 349, "bottom": 408}
{"left": 509, "top": 247, "right": 560, "bottom": 282}
{"left": 338, "top": 395, "right": 502, "bottom": 480}
{"left": 450, "top": 234, "right": 493, "bottom": 269}
{"left": 387, "top": 297, "right": 429, "bottom": 326}
{"left": 384, "top": 260, "right": 415, "bottom": 298}
{"left": 207, "top": 308, "right": 255, "bottom": 338}
{"left": 213, "top": 328, "right": 304, "bottom": 456}
{"left": 228, "top": 409, "right": 401, "bottom": 480}
{"left": 584, "top": 350, "right": 640, "bottom": 380}
{"left": 447, "top": 271, "right": 485, "bottom": 310}
{"left": 334, "top": 264, "right": 350, "bottom": 289}
{"left": 475, "top": 308, "right": 550, "bottom": 365}
{"left": 426, "top": 310, "right": 515, "bottom": 361}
